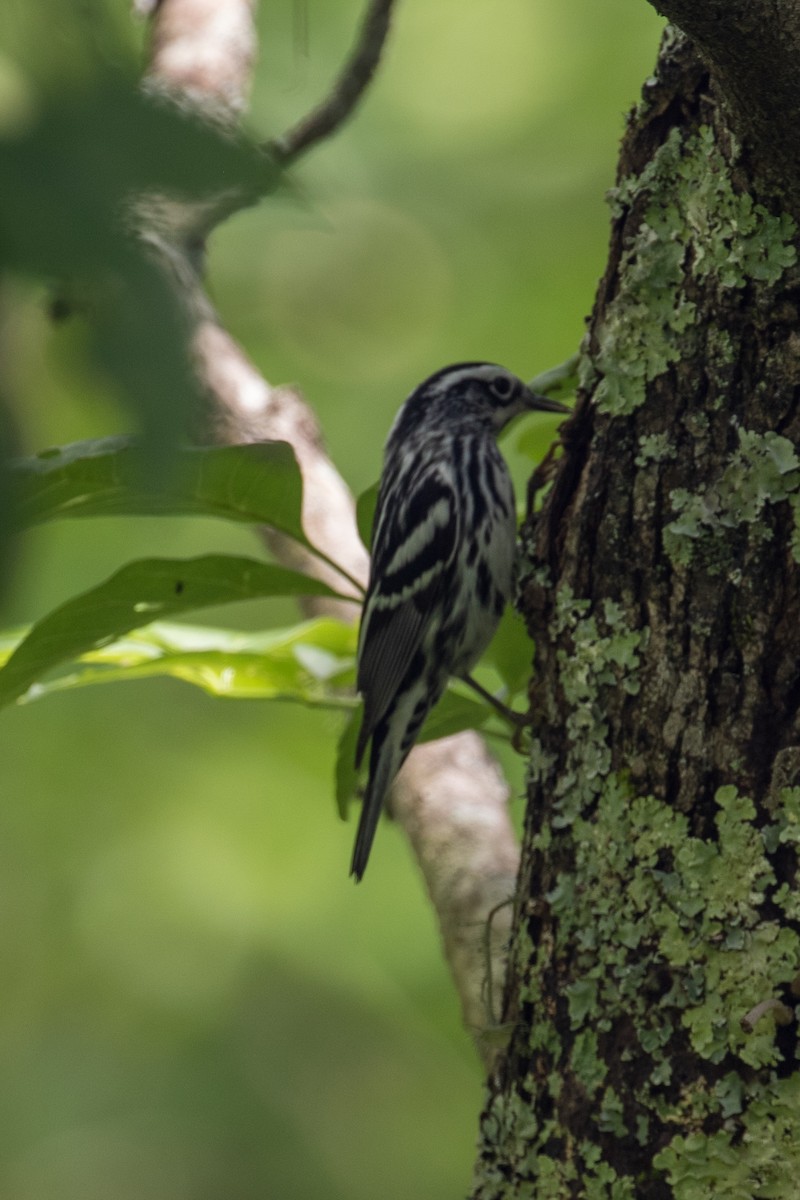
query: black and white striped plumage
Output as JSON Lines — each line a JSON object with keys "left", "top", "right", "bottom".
{"left": 351, "top": 362, "right": 568, "bottom": 880}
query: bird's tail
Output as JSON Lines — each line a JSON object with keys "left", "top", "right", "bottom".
{"left": 350, "top": 728, "right": 398, "bottom": 882}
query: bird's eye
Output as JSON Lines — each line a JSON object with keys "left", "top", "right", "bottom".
{"left": 490, "top": 375, "right": 515, "bottom": 401}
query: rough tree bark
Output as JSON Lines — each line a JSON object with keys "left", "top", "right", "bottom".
{"left": 472, "top": 26, "right": 800, "bottom": 1199}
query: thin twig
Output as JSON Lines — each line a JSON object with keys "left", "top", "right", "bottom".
{"left": 528, "top": 352, "right": 579, "bottom": 398}
{"left": 269, "top": 0, "right": 397, "bottom": 164}
{"left": 461, "top": 673, "right": 527, "bottom": 731}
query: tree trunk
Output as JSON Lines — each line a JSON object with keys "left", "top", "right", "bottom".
{"left": 473, "top": 29, "right": 800, "bottom": 1198}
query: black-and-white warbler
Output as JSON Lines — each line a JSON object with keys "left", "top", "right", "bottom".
{"left": 351, "top": 362, "right": 569, "bottom": 880}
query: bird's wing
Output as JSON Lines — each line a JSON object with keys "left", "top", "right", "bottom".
{"left": 355, "top": 464, "right": 458, "bottom": 765}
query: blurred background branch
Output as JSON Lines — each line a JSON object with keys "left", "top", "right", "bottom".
{"left": 269, "top": 0, "right": 397, "bottom": 164}
{"left": 142, "top": 0, "right": 519, "bottom": 1060}
{"left": 144, "top": 0, "right": 258, "bottom": 120}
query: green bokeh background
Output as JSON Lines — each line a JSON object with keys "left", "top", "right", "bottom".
{"left": 0, "top": 2, "right": 663, "bottom": 1196}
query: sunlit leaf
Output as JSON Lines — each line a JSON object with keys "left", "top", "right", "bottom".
{"left": 0, "top": 617, "right": 357, "bottom": 706}
{"left": 0, "top": 556, "right": 350, "bottom": 708}
{"left": 0, "top": 626, "right": 26, "bottom": 665}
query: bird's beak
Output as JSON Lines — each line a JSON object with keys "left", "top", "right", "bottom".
{"left": 524, "top": 389, "right": 571, "bottom": 415}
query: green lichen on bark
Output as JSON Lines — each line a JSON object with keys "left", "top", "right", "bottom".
{"left": 654, "top": 1073, "right": 800, "bottom": 1199}
{"left": 635, "top": 433, "right": 675, "bottom": 467}
{"left": 595, "top": 126, "right": 797, "bottom": 417}
{"left": 528, "top": 591, "right": 647, "bottom": 826}
{"left": 475, "top": 779, "right": 800, "bottom": 1198}
{"left": 663, "top": 428, "right": 800, "bottom": 567}
{"left": 477, "top": 580, "right": 800, "bottom": 1197}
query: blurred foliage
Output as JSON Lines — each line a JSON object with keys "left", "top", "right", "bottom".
{"left": 0, "top": 1, "right": 664, "bottom": 1198}
{"left": 0, "top": 45, "right": 277, "bottom": 488}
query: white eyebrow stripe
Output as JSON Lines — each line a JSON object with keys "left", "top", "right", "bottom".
{"left": 430, "top": 364, "right": 505, "bottom": 393}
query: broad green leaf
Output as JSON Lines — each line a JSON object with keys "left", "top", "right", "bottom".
{"left": 0, "top": 556, "right": 349, "bottom": 708}
{"left": 0, "top": 618, "right": 357, "bottom": 706}
{"left": 9, "top": 439, "right": 364, "bottom": 590}
{"left": 0, "top": 627, "right": 26, "bottom": 664}
{"left": 12, "top": 439, "right": 303, "bottom": 530}
{"left": 355, "top": 481, "right": 379, "bottom": 552}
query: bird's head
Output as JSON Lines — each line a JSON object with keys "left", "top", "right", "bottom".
{"left": 395, "top": 362, "right": 570, "bottom": 438}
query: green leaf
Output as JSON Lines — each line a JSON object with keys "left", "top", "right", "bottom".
{"left": 0, "top": 555, "right": 349, "bottom": 708}
{"left": 483, "top": 605, "right": 534, "bottom": 697}
{"left": 0, "top": 617, "right": 357, "bottom": 706}
{"left": 31, "top": 618, "right": 356, "bottom": 705}
{"left": 335, "top": 708, "right": 363, "bottom": 819}
{"left": 0, "top": 78, "right": 276, "bottom": 274}
{"left": 12, "top": 438, "right": 302, "bottom": 527}
{"left": 0, "top": 68, "right": 279, "bottom": 278}
{"left": 0, "top": 60, "right": 281, "bottom": 467}
{"left": 9, "top": 438, "right": 366, "bottom": 591}
{"left": 355, "top": 480, "right": 379, "bottom": 551}
{"left": 417, "top": 686, "right": 493, "bottom": 744}
{"left": 528, "top": 353, "right": 579, "bottom": 399}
